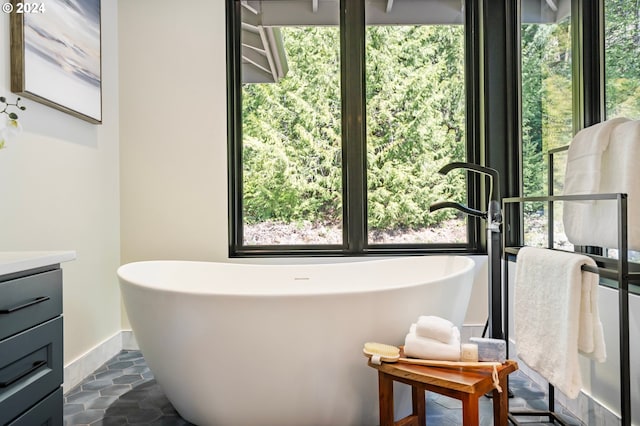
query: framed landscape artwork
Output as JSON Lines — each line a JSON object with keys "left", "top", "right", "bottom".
{"left": 10, "top": 0, "right": 102, "bottom": 124}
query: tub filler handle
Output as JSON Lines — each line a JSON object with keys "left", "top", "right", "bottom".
{"left": 429, "top": 201, "right": 486, "bottom": 220}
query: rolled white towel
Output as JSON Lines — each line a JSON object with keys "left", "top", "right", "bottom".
{"left": 415, "top": 315, "right": 455, "bottom": 343}
{"left": 409, "top": 323, "right": 460, "bottom": 343}
{"left": 404, "top": 326, "right": 461, "bottom": 361}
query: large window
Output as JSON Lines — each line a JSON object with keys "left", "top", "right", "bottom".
{"left": 605, "top": 0, "right": 640, "bottom": 119}
{"left": 365, "top": 8, "right": 467, "bottom": 245}
{"left": 521, "top": 0, "right": 573, "bottom": 198}
{"left": 520, "top": 0, "right": 573, "bottom": 248}
{"left": 604, "top": 0, "right": 640, "bottom": 262}
{"left": 519, "top": 0, "right": 640, "bottom": 258}
{"left": 229, "top": 0, "right": 473, "bottom": 255}
{"left": 240, "top": 10, "right": 342, "bottom": 245}
{"left": 230, "top": 1, "right": 637, "bottom": 257}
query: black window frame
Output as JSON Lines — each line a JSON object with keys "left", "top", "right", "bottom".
{"left": 226, "top": 0, "right": 523, "bottom": 258}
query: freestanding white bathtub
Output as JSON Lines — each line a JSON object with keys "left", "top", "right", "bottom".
{"left": 118, "top": 256, "right": 475, "bottom": 426}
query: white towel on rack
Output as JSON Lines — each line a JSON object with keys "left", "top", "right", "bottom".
{"left": 563, "top": 117, "right": 640, "bottom": 250}
{"left": 514, "top": 247, "right": 606, "bottom": 399}
{"left": 563, "top": 117, "right": 628, "bottom": 197}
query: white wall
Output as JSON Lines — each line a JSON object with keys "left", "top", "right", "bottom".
{"left": 118, "top": 0, "right": 230, "bottom": 327}
{"left": 118, "top": 0, "right": 228, "bottom": 263}
{"left": 0, "top": 3, "right": 121, "bottom": 367}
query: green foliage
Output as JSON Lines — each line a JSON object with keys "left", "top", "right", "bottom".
{"left": 0, "top": 95, "right": 26, "bottom": 120}
{"left": 242, "top": 27, "right": 342, "bottom": 225}
{"left": 605, "top": 0, "right": 640, "bottom": 119}
{"left": 243, "top": 4, "right": 640, "bottom": 230}
{"left": 521, "top": 19, "right": 573, "bottom": 211}
{"left": 522, "top": 0, "right": 640, "bottom": 213}
{"left": 242, "top": 25, "right": 466, "bottom": 230}
{"left": 366, "top": 26, "right": 465, "bottom": 229}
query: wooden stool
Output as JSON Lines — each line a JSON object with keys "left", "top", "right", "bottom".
{"left": 368, "top": 358, "right": 518, "bottom": 426}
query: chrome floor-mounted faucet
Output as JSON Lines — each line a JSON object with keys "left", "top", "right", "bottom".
{"left": 429, "top": 162, "right": 504, "bottom": 341}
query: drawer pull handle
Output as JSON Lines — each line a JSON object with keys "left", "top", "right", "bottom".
{"left": 0, "top": 296, "right": 50, "bottom": 314}
{"left": 0, "top": 360, "right": 47, "bottom": 388}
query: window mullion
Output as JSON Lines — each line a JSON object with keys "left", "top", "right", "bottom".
{"left": 465, "top": 0, "right": 484, "bottom": 250}
{"left": 227, "top": 0, "right": 244, "bottom": 254}
{"left": 483, "top": 0, "right": 521, "bottom": 251}
{"left": 340, "top": 0, "right": 367, "bottom": 254}
{"left": 573, "top": 0, "right": 604, "bottom": 129}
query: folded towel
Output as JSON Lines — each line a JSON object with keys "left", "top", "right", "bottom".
{"left": 515, "top": 247, "right": 606, "bottom": 399}
{"left": 563, "top": 118, "right": 640, "bottom": 250}
{"left": 563, "top": 117, "right": 628, "bottom": 197}
{"left": 404, "top": 325, "right": 461, "bottom": 361}
{"left": 409, "top": 323, "right": 460, "bottom": 343}
{"left": 415, "top": 315, "right": 455, "bottom": 343}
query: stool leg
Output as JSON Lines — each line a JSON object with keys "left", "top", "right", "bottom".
{"left": 412, "top": 385, "right": 425, "bottom": 425}
{"left": 492, "top": 378, "right": 509, "bottom": 426}
{"left": 461, "top": 394, "right": 479, "bottom": 426}
{"left": 378, "top": 371, "right": 394, "bottom": 426}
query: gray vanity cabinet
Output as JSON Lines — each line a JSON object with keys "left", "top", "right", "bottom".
{"left": 0, "top": 266, "right": 64, "bottom": 426}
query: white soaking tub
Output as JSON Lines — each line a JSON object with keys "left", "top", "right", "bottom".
{"left": 118, "top": 256, "right": 475, "bottom": 426}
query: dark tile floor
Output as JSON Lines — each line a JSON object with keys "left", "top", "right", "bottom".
{"left": 64, "top": 350, "right": 583, "bottom": 425}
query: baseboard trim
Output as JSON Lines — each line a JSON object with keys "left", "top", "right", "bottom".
{"left": 63, "top": 331, "right": 123, "bottom": 394}
{"left": 121, "top": 329, "right": 139, "bottom": 350}
{"left": 63, "top": 330, "right": 140, "bottom": 394}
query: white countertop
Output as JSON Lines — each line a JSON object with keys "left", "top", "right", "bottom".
{"left": 0, "top": 251, "right": 77, "bottom": 276}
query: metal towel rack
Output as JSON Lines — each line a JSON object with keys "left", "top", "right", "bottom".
{"left": 501, "top": 146, "right": 638, "bottom": 425}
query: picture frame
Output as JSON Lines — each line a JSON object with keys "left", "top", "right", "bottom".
{"left": 10, "top": 0, "right": 102, "bottom": 124}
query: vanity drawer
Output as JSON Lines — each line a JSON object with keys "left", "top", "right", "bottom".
{"left": 0, "top": 317, "right": 62, "bottom": 425}
{"left": 7, "top": 387, "right": 62, "bottom": 426}
{"left": 0, "top": 269, "right": 62, "bottom": 341}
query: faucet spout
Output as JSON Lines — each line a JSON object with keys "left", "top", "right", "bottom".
{"left": 438, "top": 162, "right": 501, "bottom": 202}
{"left": 429, "top": 201, "right": 486, "bottom": 219}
